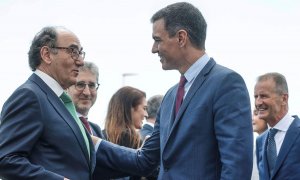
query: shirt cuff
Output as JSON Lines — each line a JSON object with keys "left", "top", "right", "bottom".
{"left": 94, "top": 138, "right": 102, "bottom": 151}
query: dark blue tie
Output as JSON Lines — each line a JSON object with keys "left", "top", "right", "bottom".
{"left": 267, "top": 128, "right": 278, "bottom": 176}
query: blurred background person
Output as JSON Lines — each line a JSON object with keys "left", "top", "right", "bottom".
{"left": 140, "top": 95, "right": 163, "bottom": 141}
{"left": 252, "top": 108, "right": 268, "bottom": 180}
{"left": 103, "top": 86, "right": 148, "bottom": 180}
{"left": 68, "top": 61, "right": 103, "bottom": 138}
{"left": 252, "top": 109, "right": 268, "bottom": 136}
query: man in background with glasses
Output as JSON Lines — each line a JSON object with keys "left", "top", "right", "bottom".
{"left": 0, "top": 26, "right": 96, "bottom": 180}
{"left": 67, "top": 61, "right": 104, "bottom": 138}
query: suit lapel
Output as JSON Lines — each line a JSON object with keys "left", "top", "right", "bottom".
{"left": 271, "top": 117, "right": 300, "bottom": 178}
{"left": 167, "top": 58, "right": 216, "bottom": 146}
{"left": 29, "top": 74, "right": 91, "bottom": 165}
{"left": 167, "top": 59, "right": 216, "bottom": 138}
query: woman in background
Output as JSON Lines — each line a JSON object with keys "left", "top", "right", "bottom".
{"left": 252, "top": 109, "right": 268, "bottom": 180}
{"left": 103, "top": 86, "right": 148, "bottom": 180}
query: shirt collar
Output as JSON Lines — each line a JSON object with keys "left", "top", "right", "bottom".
{"left": 144, "top": 121, "right": 154, "bottom": 128}
{"left": 184, "top": 53, "right": 210, "bottom": 83}
{"left": 77, "top": 112, "right": 88, "bottom": 119}
{"left": 34, "top": 69, "right": 64, "bottom": 97}
{"left": 272, "top": 113, "right": 294, "bottom": 132}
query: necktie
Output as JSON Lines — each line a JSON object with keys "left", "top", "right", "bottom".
{"left": 60, "top": 92, "right": 90, "bottom": 157}
{"left": 80, "top": 116, "right": 92, "bottom": 134}
{"left": 267, "top": 128, "right": 278, "bottom": 176}
{"left": 175, "top": 75, "right": 187, "bottom": 115}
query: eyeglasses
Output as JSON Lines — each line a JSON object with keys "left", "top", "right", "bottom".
{"left": 75, "top": 81, "right": 99, "bottom": 91}
{"left": 52, "top": 46, "right": 85, "bottom": 61}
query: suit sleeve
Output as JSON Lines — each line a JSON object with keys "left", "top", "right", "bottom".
{"left": 0, "top": 88, "right": 63, "bottom": 180}
{"left": 95, "top": 115, "right": 161, "bottom": 176}
{"left": 213, "top": 72, "right": 253, "bottom": 179}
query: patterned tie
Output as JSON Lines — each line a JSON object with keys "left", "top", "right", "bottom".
{"left": 80, "top": 116, "right": 92, "bottom": 134}
{"left": 175, "top": 75, "right": 187, "bottom": 115}
{"left": 267, "top": 128, "right": 278, "bottom": 176}
{"left": 60, "top": 92, "right": 90, "bottom": 157}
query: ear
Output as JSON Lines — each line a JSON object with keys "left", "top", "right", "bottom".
{"left": 40, "top": 46, "right": 52, "bottom": 65}
{"left": 282, "top": 93, "right": 289, "bottom": 105}
{"left": 177, "top": 29, "right": 188, "bottom": 47}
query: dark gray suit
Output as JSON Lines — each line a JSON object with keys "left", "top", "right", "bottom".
{"left": 90, "top": 121, "right": 104, "bottom": 139}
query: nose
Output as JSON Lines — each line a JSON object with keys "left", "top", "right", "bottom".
{"left": 76, "top": 58, "right": 84, "bottom": 67}
{"left": 151, "top": 42, "right": 158, "bottom": 54}
{"left": 82, "top": 85, "right": 91, "bottom": 95}
{"left": 144, "top": 111, "right": 148, "bottom": 118}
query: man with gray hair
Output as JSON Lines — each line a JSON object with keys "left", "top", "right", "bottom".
{"left": 255, "top": 72, "right": 300, "bottom": 179}
{"left": 0, "top": 26, "right": 89, "bottom": 180}
{"left": 140, "top": 95, "right": 163, "bottom": 140}
{"left": 68, "top": 61, "right": 103, "bottom": 138}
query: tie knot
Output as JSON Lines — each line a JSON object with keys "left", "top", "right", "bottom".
{"left": 80, "top": 116, "right": 88, "bottom": 123}
{"left": 60, "top": 92, "right": 72, "bottom": 103}
{"left": 269, "top": 128, "right": 278, "bottom": 138}
{"left": 179, "top": 76, "right": 187, "bottom": 87}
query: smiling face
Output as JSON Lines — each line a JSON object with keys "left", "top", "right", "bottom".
{"left": 254, "top": 78, "right": 288, "bottom": 127}
{"left": 131, "top": 97, "right": 148, "bottom": 130}
{"left": 68, "top": 70, "right": 98, "bottom": 116}
{"left": 151, "top": 18, "right": 183, "bottom": 71}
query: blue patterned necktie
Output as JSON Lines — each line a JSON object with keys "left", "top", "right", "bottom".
{"left": 60, "top": 92, "right": 90, "bottom": 158}
{"left": 267, "top": 128, "right": 278, "bottom": 176}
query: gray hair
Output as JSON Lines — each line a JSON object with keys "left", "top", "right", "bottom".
{"left": 147, "top": 95, "right": 163, "bottom": 119}
{"left": 28, "top": 26, "right": 70, "bottom": 71}
{"left": 257, "top": 72, "right": 288, "bottom": 95}
{"left": 79, "top": 61, "right": 100, "bottom": 83}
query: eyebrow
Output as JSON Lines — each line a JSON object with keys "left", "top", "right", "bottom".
{"left": 69, "top": 44, "right": 83, "bottom": 51}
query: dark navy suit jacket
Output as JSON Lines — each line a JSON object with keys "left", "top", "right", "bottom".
{"left": 96, "top": 59, "right": 253, "bottom": 179}
{"left": 0, "top": 74, "right": 96, "bottom": 180}
{"left": 256, "top": 116, "right": 300, "bottom": 180}
{"left": 89, "top": 121, "right": 104, "bottom": 139}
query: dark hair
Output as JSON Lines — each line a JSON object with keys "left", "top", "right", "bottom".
{"left": 257, "top": 72, "right": 289, "bottom": 95}
{"left": 105, "top": 86, "right": 146, "bottom": 148}
{"left": 28, "top": 26, "right": 59, "bottom": 71}
{"left": 151, "top": 2, "right": 207, "bottom": 49}
{"left": 147, "top": 95, "right": 163, "bottom": 119}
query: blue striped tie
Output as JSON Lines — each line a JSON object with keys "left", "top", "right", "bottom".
{"left": 267, "top": 128, "right": 278, "bottom": 176}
